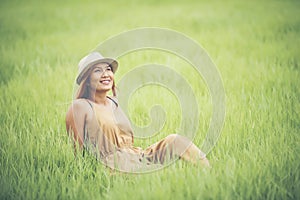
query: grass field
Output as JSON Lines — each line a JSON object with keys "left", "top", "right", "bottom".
{"left": 0, "top": 0, "right": 299, "bottom": 199}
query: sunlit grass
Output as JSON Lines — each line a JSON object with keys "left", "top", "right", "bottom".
{"left": 0, "top": 0, "right": 299, "bottom": 199}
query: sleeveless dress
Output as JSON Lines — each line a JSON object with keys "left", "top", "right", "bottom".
{"left": 83, "top": 97, "right": 203, "bottom": 172}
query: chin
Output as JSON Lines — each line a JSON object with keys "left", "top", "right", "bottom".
{"left": 97, "top": 87, "right": 112, "bottom": 92}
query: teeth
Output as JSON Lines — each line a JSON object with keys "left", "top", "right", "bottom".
{"left": 100, "top": 80, "right": 110, "bottom": 84}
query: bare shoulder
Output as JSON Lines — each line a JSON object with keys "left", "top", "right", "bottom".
{"left": 66, "top": 99, "right": 93, "bottom": 119}
{"left": 107, "top": 96, "right": 118, "bottom": 108}
{"left": 108, "top": 96, "right": 118, "bottom": 103}
{"left": 70, "top": 98, "right": 91, "bottom": 109}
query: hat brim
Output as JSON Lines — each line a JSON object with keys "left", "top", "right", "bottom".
{"left": 76, "top": 58, "right": 118, "bottom": 85}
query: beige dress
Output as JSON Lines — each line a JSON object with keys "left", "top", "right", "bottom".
{"left": 83, "top": 97, "right": 204, "bottom": 172}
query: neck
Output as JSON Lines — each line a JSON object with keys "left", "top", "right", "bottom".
{"left": 90, "top": 91, "right": 109, "bottom": 105}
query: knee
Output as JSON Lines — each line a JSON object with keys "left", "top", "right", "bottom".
{"left": 165, "top": 134, "right": 179, "bottom": 141}
{"left": 166, "top": 133, "right": 190, "bottom": 140}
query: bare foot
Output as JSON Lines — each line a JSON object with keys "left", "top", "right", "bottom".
{"left": 199, "top": 157, "right": 211, "bottom": 168}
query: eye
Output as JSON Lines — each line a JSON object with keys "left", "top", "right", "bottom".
{"left": 106, "top": 66, "right": 112, "bottom": 71}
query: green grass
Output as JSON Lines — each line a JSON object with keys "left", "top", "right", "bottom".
{"left": 0, "top": 0, "right": 299, "bottom": 199}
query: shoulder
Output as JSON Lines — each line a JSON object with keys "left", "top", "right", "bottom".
{"left": 66, "top": 99, "right": 93, "bottom": 118}
{"left": 72, "top": 98, "right": 92, "bottom": 108}
{"left": 107, "top": 96, "right": 119, "bottom": 108}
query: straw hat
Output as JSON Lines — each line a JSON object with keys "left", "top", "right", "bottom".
{"left": 76, "top": 52, "right": 118, "bottom": 85}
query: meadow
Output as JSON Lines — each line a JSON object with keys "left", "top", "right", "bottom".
{"left": 0, "top": 0, "right": 299, "bottom": 199}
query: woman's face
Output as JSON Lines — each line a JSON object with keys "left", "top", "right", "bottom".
{"left": 89, "top": 62, "right": 114, "bottom": 93}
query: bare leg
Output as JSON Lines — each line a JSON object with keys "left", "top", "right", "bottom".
{"left": 180, "top": 142, "right": 210, "bottom": 167}
{"left": 169, "top": 134, "right": 210, "bottom": 167}
{"left": 145, "top": 134, "right": 210, "bottom": 167}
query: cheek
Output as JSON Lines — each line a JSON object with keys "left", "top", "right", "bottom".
{"left": 90, "top": 73, "right": 100, "bottom": 81}
{"left": 89, "top": 75, "right": 99, "bottom": 87}
{"left": 90, "top": 78, "right": 97, "bottom": 85}
{"left": 109, "top": 73, "right": 114, "bottom": 80}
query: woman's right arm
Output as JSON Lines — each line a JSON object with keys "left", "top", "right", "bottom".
{"left": 65, "top": 100, "right": 88, "bottom": 151}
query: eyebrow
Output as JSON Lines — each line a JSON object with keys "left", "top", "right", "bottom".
{"left": 93, "top": 65, "right": 111, "bottom": 70}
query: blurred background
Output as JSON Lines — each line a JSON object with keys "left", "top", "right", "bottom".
{"left": 0, "top": 0, "right": 299, "bottom": 199}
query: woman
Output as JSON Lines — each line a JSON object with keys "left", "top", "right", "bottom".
{"left": 66, "top": 52, "right": 209, "bottom": 172}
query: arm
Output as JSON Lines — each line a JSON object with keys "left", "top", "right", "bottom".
{"left": 66, "top": 100, "right": 87, "bottom": 152}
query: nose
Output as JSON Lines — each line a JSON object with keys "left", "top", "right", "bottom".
{"left": 101, "top": 70, "right": 109, "bottom": 77}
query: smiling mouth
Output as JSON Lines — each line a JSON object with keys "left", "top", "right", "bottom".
{"left": 100, "top": 80, "right": 111, "bottom": 85}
